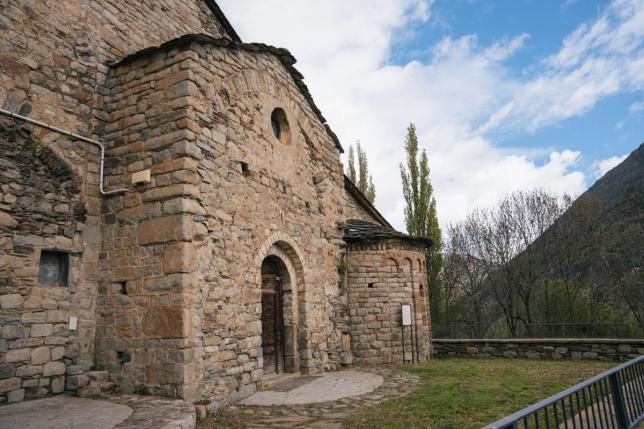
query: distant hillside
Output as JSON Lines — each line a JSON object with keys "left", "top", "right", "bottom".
{"left": 584, "top": 143, "right": 644, "bottom": 216}
{"left": 530, "top": 142, "right": 643, "bottom": 334}
{"left": 434, "top": 143, "right": 643, "bottom": 339}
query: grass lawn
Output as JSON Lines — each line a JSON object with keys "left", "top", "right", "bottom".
{"left": 346, "top": 358, "right": 615, "bottom": 429}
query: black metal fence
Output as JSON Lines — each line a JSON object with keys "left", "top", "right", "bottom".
{"left": 482, "top": 355, "right": 644, "bottom": 429}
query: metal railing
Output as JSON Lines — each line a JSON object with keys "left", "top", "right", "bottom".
{"left": 482, "top": 355, "right": 644, "bottom": 429}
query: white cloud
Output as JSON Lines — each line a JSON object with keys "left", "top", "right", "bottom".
{"left": 629, "top": 100, "right": 644, "bottom": 113}
{"left": 594, "top": 154, "right": 628, "bottom": 177}
{"left": 488, "top": 0, "right": 644, "bottom": 132}
{"left": 616, "top": 99, "right": 644, "bottom": 129}
{"left": 218, "top": 0, "right": 641, "bottom": 230}
{"left": 561, "top": 0, "right": 580, "bottom": 10}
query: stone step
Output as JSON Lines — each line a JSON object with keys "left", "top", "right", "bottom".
{"left": 95, "top": 380, "right": 115, "bottom": 393}
{"left": 86, "top": 370, "right": 110, "bottom": 382}
{"left": 77, "top": 385, "right": 102, "bottom": 398}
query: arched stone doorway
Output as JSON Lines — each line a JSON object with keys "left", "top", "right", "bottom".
{"left": 257, "top": 234, "right": 307, "bottom": 375}
{"left": 261, "top": 256, "right": 287, "bottom": 375}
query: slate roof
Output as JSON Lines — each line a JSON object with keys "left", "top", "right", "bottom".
{"left": 344, "top": 219, "right": 431, "bottom": 247}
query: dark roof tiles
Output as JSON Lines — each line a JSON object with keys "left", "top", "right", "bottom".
{"left": 344, "top": 219, "right": 431, "bottom": 247}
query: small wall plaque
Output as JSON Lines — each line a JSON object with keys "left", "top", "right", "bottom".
{"left": 401, "top": 304, "right": 412, "bottom": 326}
{"left": 131, "top": 169, "right": 151, "bottom": 185}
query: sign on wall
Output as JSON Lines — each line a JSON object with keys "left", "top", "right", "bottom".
{"left": 401, "top": 304, "right": 412, "bottom": 326}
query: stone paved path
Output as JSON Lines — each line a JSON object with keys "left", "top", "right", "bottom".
{"left": 198, "top": 368, "right": 419, "bottom": 429}
{"left": 0, "top": 396, "right": 132, "bottom": 429}
{"left": 0, "top": 394, "right": 195, "bottom": 429}
{"left": 241, "top": 370, "right": 384, "bottom": 406}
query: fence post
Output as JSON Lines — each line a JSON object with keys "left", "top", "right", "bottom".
{"left": 609, "top": 373, "right": 629, "bottom": 429}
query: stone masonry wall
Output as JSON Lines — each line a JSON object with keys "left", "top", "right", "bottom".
{"left": 0, "top": 125, "right": 92, "bottom": 404}
{"left": 432, "top": 339, "right": 644, "bottom": 362}
{"left": 344, "top": 189, "right": 382, "bottom": 225}
{"left": 346, "top": 239, "right": 431, "bottom": 364}
{"left": 185, "top": 40, "right": 348, "bottom": 405}
{"left": 1, "top": 0, "right": 232, "bottom": 135}
{"left": 0, "top": 0, "right": 432, "bottom": 408}
{"left": 95, "top": 47, "right": 205, "bottom": 401}
{"left": 0, "top": 0, "right": 236, "bottom": 404}
{"left": 96, "top": 35, "right": 351, "bottom": 405}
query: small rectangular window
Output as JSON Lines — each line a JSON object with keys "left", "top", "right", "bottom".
{"left": 240, "top": 161, "right": 250, "bottom": 175}
{"left": 38, "top": 251, "right": 69, "bottom": 287}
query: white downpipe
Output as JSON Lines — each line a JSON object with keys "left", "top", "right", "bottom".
{"left": 0, "top": 108, "right": 127, "bottom": 195}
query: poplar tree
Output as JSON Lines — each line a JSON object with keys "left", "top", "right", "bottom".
{"left": 346, "top": 141, "right": 376, "bottom": 203}
{"left": 400, "top": 123, "right": 443, "bottom": 321}
{"left": 347, "top": 145, "right": 357, "bottom": 184}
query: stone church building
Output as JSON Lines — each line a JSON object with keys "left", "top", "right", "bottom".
{"left": 0, "top": 1, "right": 431, "bottom": 406}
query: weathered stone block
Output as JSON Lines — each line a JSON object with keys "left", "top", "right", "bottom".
{"left": 618, "top": 344, "right": 632, "bottom": 353}
{"left": 144, "top": 363, "right": 182, "bottom": 385}
{"left": 7, "top": 388, "right": 25, "bottom": 403}
{"left": 5, "top": 348, "right": 30, "bottom": 363}
{"left": 0, "top": 365, "right": 16, "bottom": 378}
{"left": 0, "top": 212, "right": 17, "bottom": 227}
{"left": 43, "top": 362, "right": 66, "bottom": 376}
{"left": 138, "top": 215, "right": 194, "bottom": 245}
{"left": 31, "top": 346, "right": 51, "bottom": 365}
{"left": 51, "top": 376, "right": 65, "bottom": 393}
{"left": 0, "top": 377, "right": 21, "bottom": 393}
{"left": 16, "top": 365, "right": 43, "bottom": 377}
{"left": 0, "top": 294, "right": 22, "bottom": 309}
{"left": 51, "top": 347, "right": 65, "bottom": 361}
{"left": 46, "top": 311, "right": 68, "bottom": 323}
{"left": 142, "top": 306, "right": 191, "bottom": 338}
{"left": 163, "top": 242, "right": 196, "bottom": 274}
{"left": 66, "top": 374, "right": 89, "bottom": 390}
{"left": 30, "top": 324, "right": 54, "bottom": 337}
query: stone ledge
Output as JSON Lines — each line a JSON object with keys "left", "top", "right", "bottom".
{"left": 432, "top": 338, "right": 644, "bottom": 362}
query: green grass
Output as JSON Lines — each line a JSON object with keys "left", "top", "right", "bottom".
{"left": 346, "top": 359, "right": 615, "bottom": 429}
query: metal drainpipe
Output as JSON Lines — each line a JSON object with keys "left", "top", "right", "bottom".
{"left": 0, "top": 108, "right": 127, "bottom": 196}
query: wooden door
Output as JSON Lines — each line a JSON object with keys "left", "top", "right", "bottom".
{"left": 261, "top": 270, "right": 283, "bottom": 374}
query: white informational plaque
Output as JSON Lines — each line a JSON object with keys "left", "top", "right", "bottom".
{"left": 401, "top": 304, "right": 412, "bottom": 326}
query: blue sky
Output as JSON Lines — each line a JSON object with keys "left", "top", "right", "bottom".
{"left": 220, "top": 0, "right": 643, "bottom": 229}
{"left": 389, "top": 0, "right": 641, "bottom": 175}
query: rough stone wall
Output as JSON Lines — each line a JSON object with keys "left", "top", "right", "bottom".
{"left": 346, "top": 239, "right": 431, "bottom": 364}
{"left": 0, "top": 0, "right": 435, "bottom": 408}
{"left": 432, "top": 339, "right": 644, "bottom": 362}
{"left": 0, "top": 125, "right": 93, "bottom": 404}
{"left": 344, "top": 189, "right": 382, "bottom": 225}
{"left": 95, "top": 37, "right": 350, "bottom": 404}
{"left": 185, "top": 41, "right": 348, "bottom": 404}
{"left": 95, "top": 48, "right": 205, "bottom": 401}
{"left": 0, "top": 0, "right": 236, "bottom": 404}
{"left": 1, "top": 0, "right": 233, "bottom": 139}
